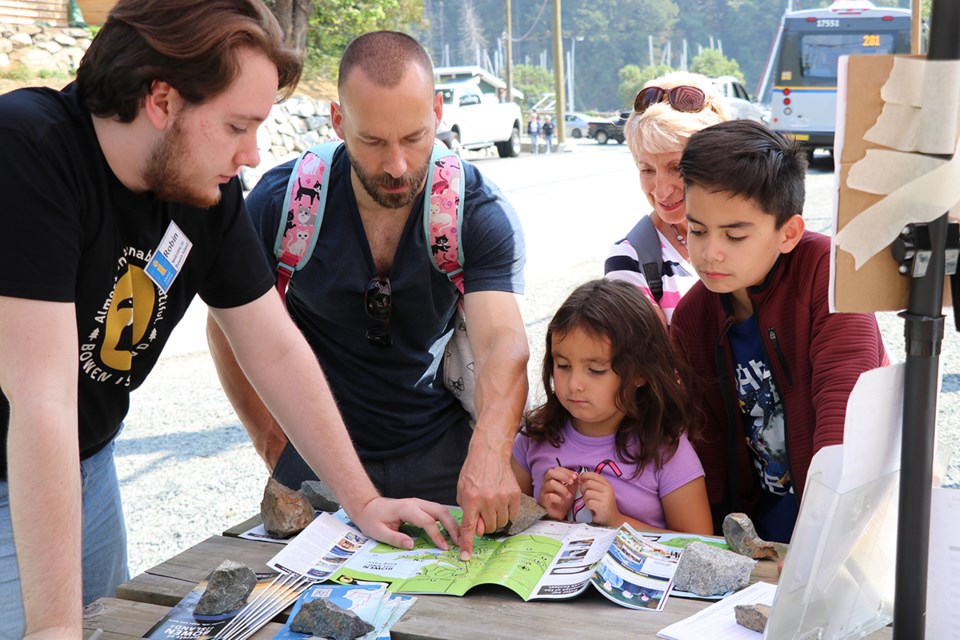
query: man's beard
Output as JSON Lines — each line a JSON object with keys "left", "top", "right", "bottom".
{"left": 345, "top": 144, "right": 430, "bottom": 209}
{"left": 143, "top": 119, "right": 222, "bottom": 209}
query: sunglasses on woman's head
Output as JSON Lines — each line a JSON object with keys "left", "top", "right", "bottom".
{"left": 633, "top": 85, "right": 707, "bottom": 115}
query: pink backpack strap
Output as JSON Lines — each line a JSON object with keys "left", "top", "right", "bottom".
{"left": 425, "top": 146, "right": 466, "bottom": 294}
{"left": 273, "top": 141, "right": 338, "bottom": 302}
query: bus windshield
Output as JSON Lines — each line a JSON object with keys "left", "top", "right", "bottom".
{"left": 801, "top": 33, "right": 898, "bottom": 79}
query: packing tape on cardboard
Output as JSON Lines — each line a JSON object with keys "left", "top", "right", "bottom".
{"left": 835, "top": 136, "right": 960, "bottom": 270}
{"left": 836, "top": 57, "right": 960, "bottom": 269}
{"left": 864, "top": 58, "right": 960, "bottom": 154}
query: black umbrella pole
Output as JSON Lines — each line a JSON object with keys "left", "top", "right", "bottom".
{"left": 894, "top": 217, "right": 947, "bottom": 640}
{"left": 892, "top": 3, "right": 960, "bottom": 637}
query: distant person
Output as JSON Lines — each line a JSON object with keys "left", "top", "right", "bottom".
{"left": 604, "top": 71, "right": 730, "bottom": 326}
{"left": 0, "top": 2, "right": 458, "bottom": 636}
{"left": 208, "top": 30, "right": 529, "bottom": 561}
{"left": 672, "top": 120, "right": 889, "bottom": 541}
{"left": 512, "top": 279, "right": 712, "bottom": 534}
{"left": 542, "top": 114, "right": 555, "bottom": 153}
{"left": 527, "top": 110, "right": 541, "bottom": 155}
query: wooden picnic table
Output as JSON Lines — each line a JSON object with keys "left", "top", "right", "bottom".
{"left": 84, "top": 518, "right": 895, "bottom": 640}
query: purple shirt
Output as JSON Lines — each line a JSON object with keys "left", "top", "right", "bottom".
{"left": 512, "top": 422, "right": 704, "bottom": 529}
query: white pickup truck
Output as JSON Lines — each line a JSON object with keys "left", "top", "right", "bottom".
{"left": 436, "top": 82, "right": 522, "bottom": 158}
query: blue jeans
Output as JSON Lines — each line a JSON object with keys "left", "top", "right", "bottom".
{"left": 0, "top": 438, "right": 129, "bottom": 638}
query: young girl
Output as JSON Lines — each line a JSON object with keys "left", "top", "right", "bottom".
{"left": 512, "top": 279, "right": 712, "bottom": 534}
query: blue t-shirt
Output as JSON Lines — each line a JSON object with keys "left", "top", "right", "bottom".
{"left": 729, "top": 315, "right": 798, "bottom": 542}
{"left": 245, "top": 145, "right": 525, "bottom": 458}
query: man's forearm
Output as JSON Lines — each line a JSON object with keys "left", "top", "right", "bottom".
{"left": 207, "top": 313, "right": 287, "bottom": 470}
{"left": 8, "top": 408, "right": 83, "bottom": 637}
{"left": 211, "top": 299, "right": 381, "bottom": 518}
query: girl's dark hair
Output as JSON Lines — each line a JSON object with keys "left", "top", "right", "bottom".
{"left": 524, "top": 279, "right": 694, "bottom": 476}
{"left": 77, "top": 0, "right": 302, "bottom": 123}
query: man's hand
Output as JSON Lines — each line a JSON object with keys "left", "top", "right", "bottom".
{"left": 350, "top": 497, "right": 460, "bottom": 551}
{"left": 578, "top": 472, "right": 623, "bottom": 527}
{"left": 538, "top": 466, "right": 578, "bottom": 520}
{"left": 456, "top": 442, "right": 520, "bottom": 561}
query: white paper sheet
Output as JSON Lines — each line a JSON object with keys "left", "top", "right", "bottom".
{"left": 926, "top": 487, "right": 960, "bottom": 639}
{"left": 656, "top": 581, "right": 776, "bottom": 640}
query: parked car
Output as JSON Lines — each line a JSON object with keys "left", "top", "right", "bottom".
{"left": 587, "top": 110, "right": 630, "bottom": 144}
{"left": 564, "top": 112, "right": 592, "bottom": 139}
{"left": 436, "top": 81, "right": 522, "bottom": 158}
{"left": 712, "top": 76, "right": 769, "bottom": 124}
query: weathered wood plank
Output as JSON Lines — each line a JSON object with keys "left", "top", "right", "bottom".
{"left": 83, "top": 598, "right": 283, "bottom": 639}
{"left": 222, "top": 514, "right": 262, "bottom": 538}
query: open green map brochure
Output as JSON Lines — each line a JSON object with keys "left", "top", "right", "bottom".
{"left": 266, "top": 510, "right": 728, "bottom": 611}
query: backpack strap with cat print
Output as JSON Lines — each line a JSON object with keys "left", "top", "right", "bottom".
{"left": 273, "top": 141, "right": 465, "bottom": 301}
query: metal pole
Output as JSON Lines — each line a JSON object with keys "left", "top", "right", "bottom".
{"left": 504, "top": 0, "right": 513, "bottom": 103}
{"left": 893, "top": 2, "right": 960, "bottom": 638}
{"left": 552, "top": 0, "right": 566, "bottom": 144}
{"left": 911, "top": 0, "right": 922, "bottom": 55}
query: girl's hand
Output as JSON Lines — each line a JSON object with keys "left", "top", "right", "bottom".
{"left": 578, "top": 472, "right": 623, "bottom": 527}
{"left": 538, "top": 466, "right": 578, "bottom": 520}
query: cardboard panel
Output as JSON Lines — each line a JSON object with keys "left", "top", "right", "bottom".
{"left": 833, "top": 54, "right": 952, "bottom": 312}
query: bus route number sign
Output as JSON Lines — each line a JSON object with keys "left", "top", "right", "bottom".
{"left": 816, "top": 19, "right": 840, "bottom": 28}
{"left": 863, "top": 34, "right": 881, "bottom": 47}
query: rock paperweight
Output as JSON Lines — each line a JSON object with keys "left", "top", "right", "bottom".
{"left": 290, "top": 597, "right": 375, "bottom": 640}
{"left": 261, "top": 477, "right": 315, "bottom": 538}
{"left": 194, "top": 560, "right": 257, "bottom": 616}
{"left": 735, "top": 603, "right": 772, "bottom": 632}
{"left": 300, "top": 479, "right": 341, "bottom": 512}
{"left": 673, "top": 541, "right": 755, "bottom": 596}
{"left": 723, "top": 512, "right": 782, "bottom": 560}
{"left": 493, "top": 493, "right": 548, "bottom": 535}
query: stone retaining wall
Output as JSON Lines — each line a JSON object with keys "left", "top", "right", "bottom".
{"left": 0, "top": 22, "right": 90, "bottom": 73}
{"left": 1, "top": 22, "right": 334, "bottom": 189}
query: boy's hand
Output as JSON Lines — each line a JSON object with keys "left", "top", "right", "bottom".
{"left": 538, "top": 466, "right": 578, "bottom": 520}
{"left": 578, "top": 472, "right": 622, "bottom": 527}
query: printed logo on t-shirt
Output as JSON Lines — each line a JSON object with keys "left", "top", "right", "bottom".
{"left": 80, "top": 246, "right": 166, "bottom": 387}
{"left": 735, "top": 358, "right": 791, "bottom": 495}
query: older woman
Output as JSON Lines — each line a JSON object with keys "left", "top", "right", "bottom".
{"left": 604, "top": 71, "right": 731, "bottom": 326}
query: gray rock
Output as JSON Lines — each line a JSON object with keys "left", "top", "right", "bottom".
{"left": 673, "top": 541, "right": 756, "bottom": 596}
{"left": 735, "top": 603, "right": 772, "bottom": 633}
{"left": 723, "top": 512, "right": 782, "bottom": 560}
{"left": 300, "top": 480, "right": 341, "bottom": 512}
{"left": 194, "top": 560, "right": 257, "bottom": 616}
{"left": 290, "top": 598, "right": 374, "bottom": 640}
{"left": 493, "top": 493, "right": 548, "bottom": 535}
{"left": 261, "top": 477, "right": 315, "bottom": 538}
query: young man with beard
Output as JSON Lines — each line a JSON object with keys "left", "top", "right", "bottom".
{"left": 208, "top": 30, "right": 529, "bottom": 561}
{"left": 0, "top": 4, "right": 459, "bottom": 637}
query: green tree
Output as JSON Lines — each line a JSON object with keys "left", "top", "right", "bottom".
{"left": 690, "top": 48, "right": 744, "bottom": 82}
{"left": 303, "top": 0, "right": 425, "bottom": 77}
{"left": 512, "top": 63, "right": 554, "bottom": 109}
{"left": 617, "top": 63, "right": 674, "bottom": 106}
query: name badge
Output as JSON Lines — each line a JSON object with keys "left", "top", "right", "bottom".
{"left": 145, "top": 221, "right": 192, "bottom": 294}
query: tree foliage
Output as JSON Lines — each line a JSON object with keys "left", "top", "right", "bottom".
{"left": 512, "top": 63, "right": 554, "bottom": 109}
{"left": 617, "top": 63, "right": 673, "bottom": 107}
{"left": 690, "top": 48, "right": 744, "bottom": 83}
{"left": 301, "top": 0, "right": 424, "bottom": 77}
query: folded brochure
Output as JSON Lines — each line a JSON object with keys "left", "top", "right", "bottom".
{"left": 268, "top": 510, "right": 729, "bottom": 611}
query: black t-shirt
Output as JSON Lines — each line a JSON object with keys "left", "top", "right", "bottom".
{"left": 0, "top": 84, "right": 275, "bottom": 479}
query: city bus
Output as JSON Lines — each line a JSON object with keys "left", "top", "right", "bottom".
{"left": 767, "top": 0, "right": 911, "bottom": 154}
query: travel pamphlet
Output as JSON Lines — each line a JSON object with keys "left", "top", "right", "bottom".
{"left": 264, "top": 510, "right": 728, "bottom": 611}
{"left": 142, "top": 572, "right": 284, "bottom": 639}
{"left": 142, "top": 573, "right": 414, "bottom": 640}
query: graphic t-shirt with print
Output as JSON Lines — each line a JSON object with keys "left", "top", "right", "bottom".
{"left": 728, "top": 315, "right": 792, "bottom": 496}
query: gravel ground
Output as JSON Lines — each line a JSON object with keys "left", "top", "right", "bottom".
{"left": 117, "top": 150, "right": 960, "bottom": 578}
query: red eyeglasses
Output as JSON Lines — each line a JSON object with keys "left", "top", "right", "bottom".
{"left": 634, "top": 85, "right": 707, "bottom": 115}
